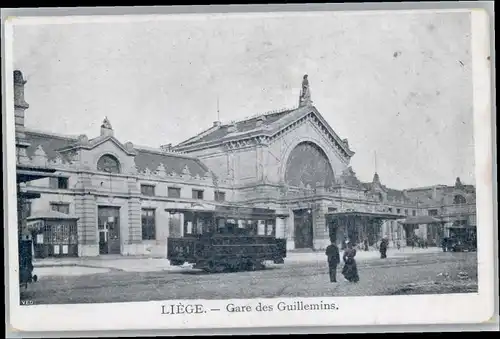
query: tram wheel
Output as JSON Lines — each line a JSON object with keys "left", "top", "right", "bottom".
{"left": 206, "top": 262, "right": 226, "bottom": 274}
{"left": 246, "top": 261, "right": 265, "bottom": 271}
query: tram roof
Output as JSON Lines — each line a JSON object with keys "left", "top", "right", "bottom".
{"left": 166, "top": 204, "right": 277, "bottom": 218}
{"left": 325, "top": 211, "right": 406, "bottom": 220}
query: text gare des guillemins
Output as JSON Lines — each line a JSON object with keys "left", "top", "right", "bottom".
{"left": 161, "top": 301, "right": 339, "bottom": 315}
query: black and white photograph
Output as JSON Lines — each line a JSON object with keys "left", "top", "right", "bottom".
{"left": 3, "top": 4, "right": 496, "bottom": 334}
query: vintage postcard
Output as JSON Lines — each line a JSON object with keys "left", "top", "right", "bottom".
{"left": 3, "top": 4, "right": 496, "bottom": 335}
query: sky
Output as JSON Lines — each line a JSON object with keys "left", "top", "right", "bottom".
{"left": 11, "top": 10, "right": 475, "bottom": 190}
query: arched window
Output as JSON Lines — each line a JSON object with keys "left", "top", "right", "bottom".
{"left": 97, "top": 154, "right": 121, "bottom": 174}
{"left": 453, "top": 194, "right": 466, "bottom": 204}
{"left": 284, "top": 141, "right": 335, "bottom": 188}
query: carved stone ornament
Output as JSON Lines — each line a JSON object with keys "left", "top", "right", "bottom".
{"left": 49, "top": 154, "right": 64, "bottom": 166}
{"left": 182, "top": 165, "right": 191, "bottom": 176}
{"left": 155, "top": 163, "right": 167, "bottom": 176}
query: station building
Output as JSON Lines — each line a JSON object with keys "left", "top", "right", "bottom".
{"left": 13, "top": 70, "right": 477, "bottom": 258}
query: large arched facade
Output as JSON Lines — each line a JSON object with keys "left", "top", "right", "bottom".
{"left": 283, "top": 141, "right": 336, "bottom": 249}
{"left": 284, "top": 141, "right": 335, "bottom": 189}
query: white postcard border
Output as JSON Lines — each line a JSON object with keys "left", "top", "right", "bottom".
{"left": 3, "top": 6, "right": 496, "bottom": 334}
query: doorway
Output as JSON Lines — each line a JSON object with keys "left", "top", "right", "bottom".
{"left": 293, "top": 209, "right": 314, "bottom": 249}
{"left": 97, "top": 206, "right": 121, "bottom": 255}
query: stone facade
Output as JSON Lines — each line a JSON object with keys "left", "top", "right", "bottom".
{"left": 14, "top": 70, "right": 477, "bottom": 256}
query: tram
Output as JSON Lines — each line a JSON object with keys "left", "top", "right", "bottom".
{"left": 167, "top": 205, "right": 287, "bottom": 273}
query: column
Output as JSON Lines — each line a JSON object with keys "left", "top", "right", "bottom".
{"left": 275, "top": 217, "right": 286, "bottom": 239}
{"left": 74, "top": 172, "right": 98, "bottom": 256}
{"left": 285, "top": 212, "right": 295, "bottom": 250}
{"left": 313, "top": 203, "right": 329, "bottom": 250}
{"left": 127, "top": 177, "right": 142, "bottom": 245}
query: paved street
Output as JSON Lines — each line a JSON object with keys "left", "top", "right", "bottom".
{"left": 22, "top": 251, "right": 478, "bottom": 304}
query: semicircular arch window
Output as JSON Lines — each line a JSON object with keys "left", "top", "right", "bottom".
{"left": 284, "top": 142, "right": 335, "bottom": 189}
{"left": 97, "top": 154, "right": 121, "bottom": 174}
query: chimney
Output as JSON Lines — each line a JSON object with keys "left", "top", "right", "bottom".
{"left": 14, "top": 70, "right": 29, "bottom": 142}
{"left": 100, "top": 117, "right": 114, "bottom": 137}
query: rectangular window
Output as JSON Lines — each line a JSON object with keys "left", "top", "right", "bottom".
{"left": 141, "top": 208, "right": 156, "bottom": 240}
{"left": 428, "top": 209, "right": 439, "bottom": 216}
{"left": 404, "top": 209, "right": 408, "bottom": 215}
{"left": 388, "top": 208, "right": 393, "bottom": 213}
{"left": 412, "top": 210, "right": 416, "bottom": 216}
{"left": 192, "top": 189, "right": 204, "bottom": 200}
{"left": 141, "top": 184, "right": 155, "bottom": 196}
{"left": 397, "top": 209, "right": 401, "bottom": 214}
{"left": 214, "top": 191, "right": 226, "bottom": 202}
{"left": 50, "top": 203, "right": 70, "bottom": 214}
{"left": 49, "top": 177, "right": 69, "bottom": 189}
{"left": 167, "top": 187, "right": 181, "bottom": 198}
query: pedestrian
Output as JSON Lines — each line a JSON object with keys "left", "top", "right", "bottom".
{"left": 341, "top": 242, "right": 359, "bottom": 283}
{"left": 396, "top": 240, "right": 401, "bottom": 250}
{"left": 441, "top": 237, "right": 448, "bottom": 252}
{"left": 363, "top": 239, "right": 369, "bottom": 251}
{"left": 379, "top": 238, "right": 388, "bottom": 259}
{"left": 325, "top": 239, "right": 340, "bottom": 283}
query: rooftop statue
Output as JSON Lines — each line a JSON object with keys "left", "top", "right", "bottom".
{"left": 299, "top": 74, "right": 312, "bottom": 107}
{"left": 101, "top": 116, "right": 112, "bottom": 129}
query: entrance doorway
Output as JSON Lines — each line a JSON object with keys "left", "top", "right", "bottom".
{"left": 97, "top": 206, "right": 121, "bottom": 255}
{"left": 293, "top": 209, "right": 314, "bottom": 249}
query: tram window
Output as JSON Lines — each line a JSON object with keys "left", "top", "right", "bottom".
{"left": 195, "top": 219, "right": 204, "bottom": 234}
{"left": 217, "top": 218, "right": 225, "bottom": 233}
{"left": 247, "top": 220, "right": 258, "bottom": 235}
{"left": 257, "top": 220, "right": 266, "bottom": 235}
{"left": 266, "top": 220, "right": 276, "bottom": 236}
{"left": 186, "top": 221, "right": 193, "bottom": 234}
{"left": 237, "top": 220, "right": 246, "bottom": 229}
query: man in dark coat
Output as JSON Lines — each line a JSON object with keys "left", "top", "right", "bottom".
{"left": 325, "top": 239, "right": 341, "bottom": 283}
{"left": 379, "top": 238, "right": 388, "bottom": 259}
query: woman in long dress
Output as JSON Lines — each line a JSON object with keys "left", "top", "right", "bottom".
{"left": 342, "top": 242, "right": 359, "bottom": 283}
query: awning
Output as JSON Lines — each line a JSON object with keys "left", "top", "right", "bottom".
{"left": 16, "top": 166, "right": 58, "bottom": 183}
{"left": 27, "top": 210, "right": 79, "bottom": 222}
{"left": 398, "top": 215, "right": 444, "bottom": 225}
{"left": 326, "top": 211, "right": 406, "bottom": 220}
{"left": 165, "top": 204, "right": 277, "bottom": 219}
{"left": 18, "top": 191, "right": 41, "bottom": 200}
{"left": 448, "top": 225, "right": 476, "bottom": 229}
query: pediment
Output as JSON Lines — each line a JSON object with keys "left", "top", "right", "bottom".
{"left": 57, "top": 135, "right": 136, "bottom": 156}
{"left": 174, "top": 106, "right": 354, "bottom": 161}
{"left": 268, "top": 106, "right": 354, "bottom": 157}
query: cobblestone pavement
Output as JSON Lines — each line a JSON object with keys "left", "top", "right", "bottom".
{"left": 22, "top": 252, "right": 477, "bottom": 305}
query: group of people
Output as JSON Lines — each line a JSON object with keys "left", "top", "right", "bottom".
{"left": 325, "top": 238, "right": 391, "bottom": 283}
{"left": 325, "top": 241, "right": 359, "bottom": 283}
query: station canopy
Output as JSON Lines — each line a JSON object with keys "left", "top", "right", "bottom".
{"left": 398, "top": 215, "right": 444, "bottom": 225}
{"left": 26, "top": 210, "right": 79, "bottom": 232}
{"left": 326, "top": 211, "right": 406, "bottom": 221}
{"left": 16, "top": 165, "right": 57, "bottom": 183}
